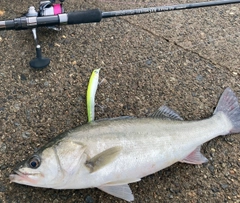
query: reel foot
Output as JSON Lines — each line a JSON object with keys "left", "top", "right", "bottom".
{"left": 30, "top": 45, "right": 50, "bottom": 70}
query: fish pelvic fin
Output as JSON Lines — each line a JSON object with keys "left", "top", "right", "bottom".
{"left": 214, "top": 87, "right": 240, "bottom": 134}
{"left": 85, "top": 146, "right": 122, "bottom": 173}
{"left": 98, "top": 184, "right": 134, "bottom": 202}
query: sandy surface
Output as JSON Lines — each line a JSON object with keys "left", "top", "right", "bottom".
{"left": 0, "top": 0, "right": 239, "bottom": 202}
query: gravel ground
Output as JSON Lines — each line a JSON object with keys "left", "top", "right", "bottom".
{"left": 0, "top": 0, "right": 240, "bottom": 202}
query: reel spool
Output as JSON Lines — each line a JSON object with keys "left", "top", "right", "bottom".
{"left": 39, "top": 0, "right": 64, "bottom": 17}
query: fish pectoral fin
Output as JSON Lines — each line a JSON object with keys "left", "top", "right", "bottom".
{"left": 150, "top": 106, "right": 183, "bottom": 120}
{"left": 98, "top": 184, "right": 134, "bottom": 202}
{"left": 85, "top": 146, "right": 122, "bottom": 173}
{"left": 181, "top": 146, "right": 208, "bottom": 164}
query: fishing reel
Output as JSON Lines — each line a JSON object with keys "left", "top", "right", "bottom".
{"left": 1, "top": 0, "right": 239, "bottom": 70}
{"left": 39, "top": 0, "right": 64, "bottom": 17}
{"left": 28, "top": 0, "right": 65, "bottom": 69}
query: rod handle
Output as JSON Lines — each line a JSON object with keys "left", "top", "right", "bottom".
{"left": 67, "top": 9, "right": 102, "bottom": 24}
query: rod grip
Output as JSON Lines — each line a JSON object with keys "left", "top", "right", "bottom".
{"left": 67, "top": 9, "right": 102, "bottom": 24}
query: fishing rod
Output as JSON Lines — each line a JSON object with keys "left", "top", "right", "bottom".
{"left": 1, "top": 0, "right": 240, "bottom": 69}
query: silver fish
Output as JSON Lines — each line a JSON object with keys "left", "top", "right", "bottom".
{"left": 10, "top": 88, "right": 240, "bottom": 202}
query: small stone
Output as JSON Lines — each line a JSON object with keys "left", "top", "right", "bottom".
{"left": 85, "top": 195, "right": 94, "bottom": 203}
{"left": 62, "top": 35, "right": 66, "bottom": 39}
{"left": 228, "top": 7, "right": 238, "bottom": 15}
{"left": 14, "top": 122, "right": 20, "bottom": 126}
{"left": 0, "top": 10, "right": 4, "bottom": 16}
{"left": 54, "top": 43, "right": 60, "bottom": 47}
{"left": 170, "top": 77, "right": 176, "bottom": 81}
{"left": 208, "top": 165, "right": 214, "bottom": 173}
{"left": 50, "top": 126, "right": 56, "bottom": 132}
{"left": 169, "top": 188, "right": 174, "bottom": 193}
{"left": 211, "top": 187, "right": 219, "bottom": 193}
{"left": 168, "top": 195, "right": 173, "bottom": 199}
{"left": 221, "top": 184, "right": 228, "bottom": 189}
{"left": 0, "top": 182, "right": 6, "bottom": 192}
{"left": 21, "top": 74, "right": 27, "bottom": 80}
{"left": 0, "top": 165, "right": 7, "bottom": 170}
{"left": 196, "top": 75, "right": 203, "bottom": 82}
{"left": 200, "top": 32, "right": 206, "bottom": 39}
{"left": 146, "top": 59, "right": 152, "bottom": 65}
{"left": 44, "top": 81, "right": 49, "bottom": 87}
{"left": 210, "top": 148, "right": 215, "bottom": 152}
{"left": 0, "top": 142, "right": 6, "bottom": 152}
{"left": 22, "top": 132, "right": 30, "bottom": 139}
{"left": 14, "top": 103, "right": 20, "bottom": 111}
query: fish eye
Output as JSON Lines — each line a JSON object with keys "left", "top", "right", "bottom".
{"left": 28, "top": 156, "right": 41, "bottom": 169}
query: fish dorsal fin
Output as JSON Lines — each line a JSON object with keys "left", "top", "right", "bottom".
{"left": 150, "top": 106, "right": 183, "bottom": 121}
{"left": 85, "top": 146, "right": 122, "bottom": 173}
{"left": 181, "top": 146, "right": 208, "bottom": 164}
{"left": 98, "top": 184, "right": 134, "bottom": 202}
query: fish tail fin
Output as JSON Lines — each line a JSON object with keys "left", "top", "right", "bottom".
{"left": 214, "top": 87, "right": 240, "bottom": 134}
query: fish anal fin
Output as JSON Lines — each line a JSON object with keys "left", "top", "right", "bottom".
{"left": 98, "top": 184, "right": 134, "bottom": 202}
{"left": 181, "top": 146, "right": 208, "bottom": 164}
{"left": 150, "top": 106, "right": 183, "bottom": 121}
{"left": 85, "top": 146, "right": 122, "bottom": 173}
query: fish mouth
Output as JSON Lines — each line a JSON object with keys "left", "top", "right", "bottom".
{"left": 16, "top": 170, "right": 39, "bottom": 176}
{"left": 9, "top": 170, "right": 40, "bottom": 184}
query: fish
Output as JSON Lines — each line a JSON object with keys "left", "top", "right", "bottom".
{"left": 87, "top": 68, "right": 101, "bottom": 122}
{"left": 10, "top": 87, "right": 240, "bottom": 202}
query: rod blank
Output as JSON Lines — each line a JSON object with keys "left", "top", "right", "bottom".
{"left": 102, "top": 0, "right": 240, "bottom": 18}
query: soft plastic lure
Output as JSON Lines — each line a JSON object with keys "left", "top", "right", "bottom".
{"left": 87, "top": 68, "right": 101, "bottom": 122}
